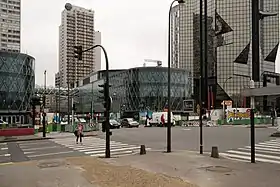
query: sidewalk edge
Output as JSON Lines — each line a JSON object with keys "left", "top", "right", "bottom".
{"left": 0, "top": 137, "right": 54, "bottom": 143}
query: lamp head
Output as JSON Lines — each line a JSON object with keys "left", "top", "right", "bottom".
{"left": 65, "top": 3, "right": 72, "bottom": 11}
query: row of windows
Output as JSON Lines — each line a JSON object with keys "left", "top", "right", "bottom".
{"left": 1, "top": 8, "right": 19, "bottom": 14}
{"left": 1, "top": 0, "right": 20, "bottom": 5}
{"left": 1, "top": 39, "right": 19, "bottom": 43}
{"left": 1, "top": 33, "right": 19, "bottom": 38}
{"left": 0, "top": 3, "right": 19, "bottom": 9}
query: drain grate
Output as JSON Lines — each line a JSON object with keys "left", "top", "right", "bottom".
{"left": 37, "top": 161, "right": 65, "bottom": 169}
{"left": 204, "top": 166, "right": 232, "bottom": 173}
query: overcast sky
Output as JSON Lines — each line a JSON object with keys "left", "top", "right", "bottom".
{"left": 21, "top": 0, "right": 280, "bottom": 86}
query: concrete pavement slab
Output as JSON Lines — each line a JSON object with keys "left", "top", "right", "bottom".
{"left": 0, "top": 157, "right": 196, "bottom": 187}
{"left": 104, "top": 150, "right": 280, "bottom": 187}
{"left": 0, "top": 159, "right": 96, "bottom": 187}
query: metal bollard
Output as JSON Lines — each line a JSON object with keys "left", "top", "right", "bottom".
{"left": 140, "top": 145, "right": 146, "bottom": 155}
{"left": 211, "top": 146, "right": 219, "bottom": 158}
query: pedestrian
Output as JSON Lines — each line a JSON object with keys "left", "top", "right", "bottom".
{"left": 161, "top": 114, "right": 165, "bottom": 127}
{"left": 75, "top": 123, "right": 84, "bottom": 145}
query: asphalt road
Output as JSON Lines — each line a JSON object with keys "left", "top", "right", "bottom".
{"left": 97, "top": 126, "right": 277, "bottom": 152}
{"left": 0, "top": 139, "right": 84, "bottom": 164}
{"left": 0, "top": 126, "right": 277, "bottom": 165}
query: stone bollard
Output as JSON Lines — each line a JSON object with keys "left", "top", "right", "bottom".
{"left": 211, "top": 146, "right": 219, "bottom": 158}
{"left": 140, "top": 145, "right": 146, "bottom": 155}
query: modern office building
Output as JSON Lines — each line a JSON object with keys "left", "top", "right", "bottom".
{"left": 0, "top": 51, "right": 35, "bottom": 124}
{"left": 0, "top": 0, "right": 21, "bottom": 52}
{"left": 74, "top": 67, "right": 192, "bottom": 117}
{"left": 57, "top": 5, "right": 101, "bottom": 88}
{"left": 171, "top": 1, "right": 279, "bottom": 110}
{"left": 55, "top": 72, "right": 60, "bottom": 88}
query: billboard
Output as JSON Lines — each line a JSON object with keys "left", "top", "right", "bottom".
{"left": 183, "top": 100, "right": 194, "bottom": 112}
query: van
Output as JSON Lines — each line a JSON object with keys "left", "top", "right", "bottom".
{"left": 149, "top": 112, "right": 175, "bottom": 127}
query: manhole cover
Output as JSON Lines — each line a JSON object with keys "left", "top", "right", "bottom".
{"left": 205, "top": 166, "right": 232, "bottom": 173}
{"left": 37, "top": 161, "right": 65, "bottom": 169}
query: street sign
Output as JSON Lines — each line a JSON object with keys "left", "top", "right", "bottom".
{"left": 183, "top": 99, "right": 194, "bottom": 112}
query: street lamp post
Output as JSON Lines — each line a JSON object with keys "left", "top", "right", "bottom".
{"left": 167, "top": 0, "right": 185, "bottom": 153}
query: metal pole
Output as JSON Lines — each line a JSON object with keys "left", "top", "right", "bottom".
{"left": 167, "top": 0, "right": 177, "bottom": 153}
{"left": 252, "top": 0, "right": 260, "bottom": 82}
{"left": 103, "top": 47, "right": 111, "bottom": 158}
{"left": 251, "top": 0, "right": 259, "bottom": 163}
{"left": 250, "top": 108, "right": 255, "bottom": 163}
{"left": 204, "top": 0, "right": 208, "bottom": 108}
{"left": 199, "top": 0, "right": 204, "bottom": 154}
{"left": 42, "top": 70, "right": 46, "bottom": 138}
{"left": 58, "top": 82, "right": 61, "bottom": 124}
{"left": 71, "top": 97, "right": 74, "bottom": 126}
{"left": 67, "top": 81, "right": 70, "bottom": 125}
{"left": 90, "top": 82, "right": 94, "bottom": 125}
{"left": 78, "top": 44, "right": 111, "bottom": 158}
{"left": 32, "top": 98, "right": 35, "bottom": 127}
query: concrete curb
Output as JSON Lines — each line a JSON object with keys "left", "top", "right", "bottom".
{"left": 270, "top": 132, "right": 280, "bottom": 137}
{"left": 0, "top": 137, "right": 54, "bottom": 143}
{"left": 246, "top": 125, "right": 269, "bottom": 128}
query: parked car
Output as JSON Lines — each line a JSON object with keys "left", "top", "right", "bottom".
{"left": 121, "top": 118, "right": 139, "bottom": 128}
{"left": 102, "top": 119, "right": 121, "bottom": 130}
{"left": 109, "top": 119, "right": 121, "bottom": 129}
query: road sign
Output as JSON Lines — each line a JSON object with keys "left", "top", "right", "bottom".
{"left": 183, "top": 99, "right": 194, "bottom": 112}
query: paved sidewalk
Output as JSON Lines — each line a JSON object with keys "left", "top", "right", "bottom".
{"left": 104, "top": 150, "right": 280, "bottom": 187}
{"left": 0, "top": 157, "right": 195, "bottom": 187}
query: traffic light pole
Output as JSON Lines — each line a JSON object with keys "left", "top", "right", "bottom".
{"left": 80, "top": 45, "right": 111, "bottom": 158}
{"left": 199, "top": 0, "right": 203, "bottom": 154}
{"left": 42, "top": 70, "right": 46, "bottom": 138}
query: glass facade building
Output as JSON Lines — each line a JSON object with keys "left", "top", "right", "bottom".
{"left": 171, "top": 1, "right": 279, "bottom": 110}
{"left": 0, "top": 51, "right": 35, "bottom": 124}
{"left": 75, "top": 67, "right": 192, "bottom": 115}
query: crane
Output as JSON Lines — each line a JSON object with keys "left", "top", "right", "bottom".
{"left": 143, "top": 59, "right": 162, "bottom": 67}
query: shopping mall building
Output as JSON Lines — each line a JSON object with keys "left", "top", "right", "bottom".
{"left": 0, "top": 51, "right": 35, "bottom": 124}
{"left": 74, "top": 67, "right": 193, "bottom": 118}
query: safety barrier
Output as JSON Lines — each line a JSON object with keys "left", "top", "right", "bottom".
{"left": 0, "top": 128, "right": 34, "bottom": 136}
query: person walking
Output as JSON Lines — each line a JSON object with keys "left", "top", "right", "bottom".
{"left": 75, "top": 123, "right": 84, "bottom": 144}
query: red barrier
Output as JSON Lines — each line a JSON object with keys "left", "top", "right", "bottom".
{"left": 0, "top": 128, "right": 34, "bottom": 136}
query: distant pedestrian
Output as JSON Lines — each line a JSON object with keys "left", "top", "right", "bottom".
{"left": 161, "top": 114, "right": 165, "bottom": 127}
{"left": 74, "top": 123, "right": 84, "bottom": 145}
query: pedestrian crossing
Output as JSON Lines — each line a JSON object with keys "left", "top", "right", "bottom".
{"left": 51, "top": 137, "right": 151, "bottom": 157}
{"left": 0, "top": 143, "right": 11, "bottom": 164}
{"left": 220, "top": 139, "right": 280, "bottom": 164}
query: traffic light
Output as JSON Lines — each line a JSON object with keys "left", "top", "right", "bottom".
{"left": 98, "top": 82, "right": 112, "bottom": 111}
{"left": 74, "top": 46, "right": 83, "bottom": 60}
{"left": 72, "top": 104, "right": 76, "bottom": 111}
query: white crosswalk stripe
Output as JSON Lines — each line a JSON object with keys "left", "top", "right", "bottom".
{"left": 0, "top": 143, "right": 10, "bottom": 157}
{"left": 220, "top": 139, "right": 280, "bottom": 164}
{"left": 51, "top": 137, "right": 151, "bottom": 157}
